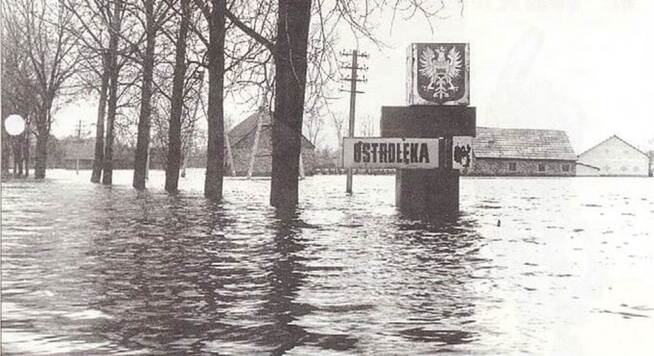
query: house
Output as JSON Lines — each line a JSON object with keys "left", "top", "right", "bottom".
{"left": 61, "top": 137, "right": 95, "bottom": 169}
{"left": 576, "top": 135, "right": 649, "bottom": 176}
{"left": 227, "top": 109, "right": 316, "bottom": 176}
{"left": 465, "top": 127, "right": 577, "bottom": 176}
{"left": 59, "top": 137, "right": 135, "bottom": 169}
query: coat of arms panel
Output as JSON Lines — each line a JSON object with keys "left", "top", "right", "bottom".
{"left": 407, "top": 43, "right": 470, "bottom": 106}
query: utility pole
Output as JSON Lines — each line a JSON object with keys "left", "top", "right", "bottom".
{"left": 340, "top": 49, "right": 368, "bottom": 194}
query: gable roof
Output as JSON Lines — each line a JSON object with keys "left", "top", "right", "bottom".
{"left": 473, "top": 127, "right": 577, "bottom": 160}
{"left": 228, "top": 108, "right": 315, "bottom": 149}
{"left": 577, "top": 134, "right": 648, "bottom": 158}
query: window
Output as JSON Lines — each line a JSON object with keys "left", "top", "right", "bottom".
{"left": 538, "top": 164, "right": 546, "bottom": 172}
{"left": 509, "top": 162, "right": 517, "bottom": 171}
{"left": 634, "top": 166, "right": 640, "bottom": 172}
{"left": 562, "top": 164, "right": 570, "bottom": 172}
{"left": 621, "top": 166, "right": 628, "bottom": 172}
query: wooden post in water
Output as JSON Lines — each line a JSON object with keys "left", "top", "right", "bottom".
{"left": 340, "top": 49, "right": 367, "bottom": 193}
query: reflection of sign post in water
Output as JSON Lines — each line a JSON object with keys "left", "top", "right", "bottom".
{"left": 343, "top": 137, "right": 439, "bottom": 169}
{"left": 380, "top": 43, "right": 476, "bottom": 218}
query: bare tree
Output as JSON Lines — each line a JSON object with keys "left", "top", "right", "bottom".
{"left": 186, "top": 0, "right": 228, "bottom": 199}
{"left": 1, "top": 10, "right": 38, "bottom": 177}
{"left": 164, "top": 0, "right": 191, "bottom": 192}
{"left": 63, "top": 0, "right": 111, "bottom": 182}
{"left": 358, "top": 113, "right": 377, "bottom": 137}
{"left": 303, "top": 109, "right": 324, "bottom": 147}
{"left": 131, "top": 0, "right": 174, "bottom": 189}
{"left": 4, "top": 0, "right": 82, "bottom": 178}
{"left": 329, "top": 111, "right": 347, "bottom": 149}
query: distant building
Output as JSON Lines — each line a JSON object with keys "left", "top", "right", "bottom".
{"left": 576, "top": 135, "right": 649, "bottom": 176}
{"left": 61, "top": 137, "right": 95, "bottom": 169}
{"left": 227, "top": 109, "right": 316, "bottom": 176}
{"left": 60, "top": 137, "right": 134, "bottom": 169}
{"left": 465, "top": 127, "right": 577, "bottom": 176}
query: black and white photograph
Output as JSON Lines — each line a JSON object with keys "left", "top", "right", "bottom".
{"left": 1, "top": 0, "right": 653, "bottom": 354}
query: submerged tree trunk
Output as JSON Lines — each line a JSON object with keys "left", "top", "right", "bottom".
{"left": 270, "top": 0, "right": 312, "bottom": 207}
{"left": 91, "top": 58, "right": 109, "bottom": 183}
{"left": 102, "top": 71, "right": 118, "bottom": 185}
{"left": 164, "top": 0, "right": 190, "bottom": 193}
{"left": 133, "top": 0, "right": 156, "bottom": 190}
{"left": 204, "top": 0, "right": 226, "bottom": 199}
{"left": 1, "top": 125, "right": 10, "bottom": 176}
{"left": 23, "top": 130, "right": 29, "bottom": 176}
{"left": 34, "top": 119, "right": 48, "bottom": 178}
{"left": 12, "top": 138, "right": 24, "bottom": 176}
{"left": 102, "top": 3, "right": 121, "bottom": 185}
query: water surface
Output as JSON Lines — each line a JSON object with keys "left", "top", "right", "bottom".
{"left": 2, "top": 170, "right": 653, "bottom": 354}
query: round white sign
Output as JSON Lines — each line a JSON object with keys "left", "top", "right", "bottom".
{"left": 4, "top": 114, "right": 26, "bottom": 136}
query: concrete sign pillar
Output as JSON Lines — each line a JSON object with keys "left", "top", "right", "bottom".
{"left": 382, "top": 43, "right": 476, "bottom": 219}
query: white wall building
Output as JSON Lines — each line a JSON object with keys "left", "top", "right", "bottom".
{"left": 577, "top": 135, "right": 649, "bottom": 176}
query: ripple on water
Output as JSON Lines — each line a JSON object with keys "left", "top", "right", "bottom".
{"left": 2, "top": 171, "right": 654, "bottom": 354}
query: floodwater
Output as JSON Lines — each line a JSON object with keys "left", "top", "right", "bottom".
{"left": 2, "top": 169, "right": 653, "bottom": 355}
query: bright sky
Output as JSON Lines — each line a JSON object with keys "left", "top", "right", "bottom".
{"left": 54, "top": 0, "right": 654, "bottom": 154}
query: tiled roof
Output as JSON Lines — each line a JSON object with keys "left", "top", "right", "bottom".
{"left": 228, "top": 108, "right": 315, "bottom": 149}
{"left": 228, "top": 109, "right": 269, "bottom": 147}
{"left": 473, "top": 127, "right": 577, "bottom": 160}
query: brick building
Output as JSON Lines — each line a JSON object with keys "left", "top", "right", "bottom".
{"left": 576, "top": 135, "right": 649, "bottom": 176}
{"left": 227, "top": 109, "right": 316, "bottom": 176}
{"left": 465, "top": 127, "right": 577, "bottom": 176}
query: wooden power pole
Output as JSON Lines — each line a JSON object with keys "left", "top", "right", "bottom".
{"left": 340, "top": 49, "right": 368, "bottom": 194}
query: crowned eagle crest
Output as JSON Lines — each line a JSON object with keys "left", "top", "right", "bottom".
{"left": 418, "top": 45, "right": 463, "bottom": 101}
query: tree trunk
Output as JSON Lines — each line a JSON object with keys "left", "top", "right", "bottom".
{"left": 34, "top": 131, "right": 48, "bottom": 179}
{"left": 91, "top": 58, "right": 109, "bottom": 183}
{"left": 270, "top": 0, "right": 312, "bottom": 207}
{"left": 102, "top": 2, "right": 121, "bottom": 185}
{"left": 22, "top": 130, "right": 29, "bottom": 176}
{"left": 1, "top": 124, "right": 10, "bottom": 176}
{"left": 164, "top": 0, "right": 189, "bottom": 193}
{"left": 12, "top": 138, "right": 23, "bottom": 176}
{"left": 204, "top": 0, "right": 226, "bottom": 199}
{"left": 133, "top": 0, "right": 156, "bottom": 190}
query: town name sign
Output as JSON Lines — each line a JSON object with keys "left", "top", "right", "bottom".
{"left": 343, "top": 137, "right": 439, "bottom": 169}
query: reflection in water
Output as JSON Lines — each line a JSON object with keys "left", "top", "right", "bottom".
{"left": 2, "top": 172, "right": 654, "bottom": 355}
{"left": 391, "top": 217, "right": 482, "bottom": 349}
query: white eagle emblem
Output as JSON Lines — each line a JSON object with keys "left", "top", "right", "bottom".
{"left": 419, "top": 45, "right": 462, "bottom": 100}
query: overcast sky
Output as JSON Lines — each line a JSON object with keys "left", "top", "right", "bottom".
{"left": 53, "top": 0, "right": 653, "bottom": 153}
